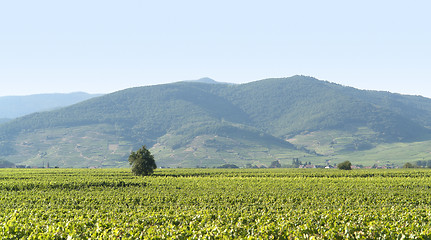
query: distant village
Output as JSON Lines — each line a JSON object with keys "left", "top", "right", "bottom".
{"left": 5, "top": 157, "right": 419, "bottom": 169}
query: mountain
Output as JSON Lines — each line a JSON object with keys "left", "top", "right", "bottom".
{"left": 0, "top": 92, "right": 103, "bottom": 119}
{"left": 0, "top": 119, "right": 11, "bottom": 124}
{"left": 1, "top": 75, "right": 431, "bottom": 168}
{"left": 183, "top": 77, "right": 232, "bottom": 84}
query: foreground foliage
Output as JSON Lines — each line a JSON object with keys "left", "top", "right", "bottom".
{"left": 1, "top": 168, "right": 431, "bottom": 239}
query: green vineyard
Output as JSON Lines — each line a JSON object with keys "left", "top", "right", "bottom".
{"left": 1, "top": 168, "right": 431, "bottom": 239}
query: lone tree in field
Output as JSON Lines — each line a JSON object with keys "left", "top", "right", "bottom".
{"left": 269, "top": 160, "right": 281, "bottom": 168}
{"left": 337, "top": 160, "right": 352, "bottom": 170}
{"left": 128, "top": 146, "right": 157, "bottom": 176}
{"left": 403, "top": 162, "right": 416, "bottom": 168}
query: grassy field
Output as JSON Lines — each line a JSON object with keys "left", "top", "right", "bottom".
{"left": 1, "top": 168, "right": 431, "bottom": 239}
{"left": 6, "top": 124, "right": 431, "bottom": 169}
{"left": 10, "top": 124, "right": 134, "bottom": 168}
{"left": 289, "top": 129, "right": 431, "bottom": 167}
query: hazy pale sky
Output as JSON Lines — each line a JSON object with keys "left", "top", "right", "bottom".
{"left": 1, "top": 0, "right": 430, "bottom": 97}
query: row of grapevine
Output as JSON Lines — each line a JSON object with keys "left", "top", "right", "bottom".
{"left": 1, "top": 168, "right": 431, "bottom": 239}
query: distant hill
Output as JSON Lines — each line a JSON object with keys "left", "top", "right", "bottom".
{"left": 0, "top": 119, "right": 11, "bottom": 124}
{"left": 0, "top": 92, "right": 103, "bottom": 119}
{"left": 183, "top": 77, "right": 233, "bottom": 85}
{"left": 1, "top": 76, "right": 431, "bottom": 168}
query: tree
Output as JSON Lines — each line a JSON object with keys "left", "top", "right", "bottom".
{"left": 269, "top": 160, "right": 281, "bottom": 168}
{"left": 337, "top": 161, "right": 352, "bottom": 170}
{"left": 403, "top": 162, "right": 416, "bottom": 168}
{"left": 128, "top": 146, "right": 157, "bottom": 176}
{"left": 217, "top": 164, "right": 239, "bottom": 169}
{"left": 292, "top": 158, "right": 302, "bottom": 168}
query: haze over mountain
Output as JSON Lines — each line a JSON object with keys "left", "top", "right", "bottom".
{"left": 0, "top": 92, "right": 103, "bottom": 120}
{"left": 1, "top": 75, "right": 431, "bottom": 168}
{"left": 183, "top": 77, "right": 233, "bottom": 85}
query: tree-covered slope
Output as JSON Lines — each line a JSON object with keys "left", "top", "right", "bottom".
{"left": 218, "top": 76, "right": 429, "bottom": 141}
{"left": 0, "top": 83, "right": 250, "bottom": 143}
{"left": 335, "top": 85, "right": 431, "bottom": 129}
{"left": 1, "top": 76, "right": 430, "bottom": 168}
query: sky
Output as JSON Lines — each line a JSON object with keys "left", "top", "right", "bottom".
{"left": 1, "top": 0, "right": 430, "bottom": 97}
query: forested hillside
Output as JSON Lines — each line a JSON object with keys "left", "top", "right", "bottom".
{"left": 1, "top": 76, "right": 431, "bottom": 168}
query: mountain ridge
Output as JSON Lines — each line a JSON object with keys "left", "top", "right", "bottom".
{"left": 1, "top": 75, "right": 431, "bottom": 168}
{"left": 181, "top": 77, "right": 235, "bottom": 85}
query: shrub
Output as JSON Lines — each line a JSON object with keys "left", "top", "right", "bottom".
{"left": 337, "top": 161, "right": 352, "bottom": 170}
